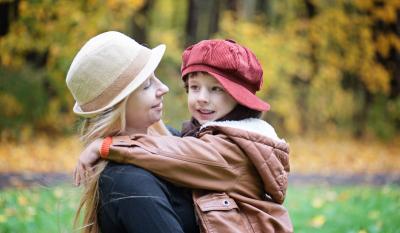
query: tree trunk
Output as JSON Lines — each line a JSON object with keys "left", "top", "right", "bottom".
{"left": 389, "top": 8, "right": 400, "bottom": 98}
{"left": 297, "top": 0, "right": 317, "bottom": 134}
{"left": 0, "top": 0, "right": 18, "bottom": 37}
{"left": 130, "top": 0, "right": 154, "bottom": 44}
{"left": 240, "top": 0, "right": 256, "bottom": 21}
{"left": 185, "top": 0, "right": 221, "bottom": 46}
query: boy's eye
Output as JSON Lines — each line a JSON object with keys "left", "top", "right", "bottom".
{"left": 189, "top": 85, "right": 199, "bottom": 91}
{"left": 212, "top": 86, "right": 224, "bottom": 92}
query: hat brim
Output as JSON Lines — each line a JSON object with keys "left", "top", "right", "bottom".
{"left": 183, "top": 66, "right": 270, "bottom": 112}
{"left": 73, "top": 44, "right": 166, "bottom": 118}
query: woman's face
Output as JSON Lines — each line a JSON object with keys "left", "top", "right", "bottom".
{"left": 187, "top": 72, "right": 237, "bottom": 125}
{"left": 125, "top": 74, "right": 169, "bottom": 133}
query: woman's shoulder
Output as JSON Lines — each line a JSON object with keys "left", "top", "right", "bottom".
{"left": 102, "top": 162, "right": 157, "bottom": 179}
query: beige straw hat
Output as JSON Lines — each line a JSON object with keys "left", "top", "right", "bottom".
{"left": 66, "top": 31, "right": 166, "bottom": 117}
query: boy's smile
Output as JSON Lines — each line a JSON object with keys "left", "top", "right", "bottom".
{"left": 197, "top": 109, "right": 215, "bottom": 114}
{"left": 187, "top": 72, "right": 237, "bottom": 125}
{"left": 196, "top": 108, "right": 216, "bottom": 121}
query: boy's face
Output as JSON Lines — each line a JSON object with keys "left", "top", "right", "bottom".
{"left": 187, "top": 72, "right": 237, "bottom": 125}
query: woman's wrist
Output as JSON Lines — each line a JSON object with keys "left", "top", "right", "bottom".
{"left": 99, "top": 137, "right": 112, "bottom": 158}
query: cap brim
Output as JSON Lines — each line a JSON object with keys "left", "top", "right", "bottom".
{"left": 211, "top": 72, "right": 270, "bottom": 111}
{"left": 183, "top": 66, "right": 270, "bottom": 112}
{"left": 73, "top": 44, "right": 166, "bottom": 118}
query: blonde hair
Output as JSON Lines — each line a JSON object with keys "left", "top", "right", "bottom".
{"left": 73, "top": 98, "right": 127, "bottom": 233}
{"left": 73, "top": 96, "right": 171, "bottom": 233}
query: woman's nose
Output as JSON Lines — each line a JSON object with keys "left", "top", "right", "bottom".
{"left": 156, "top": 79, "right": 169, "bottom": 97}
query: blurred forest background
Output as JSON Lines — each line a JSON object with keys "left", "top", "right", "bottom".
{"left": 1, "top": 1, "right": 400, "bottom": 232}
{"left": 0, "top": 0, "right": 399, "bottom": 141}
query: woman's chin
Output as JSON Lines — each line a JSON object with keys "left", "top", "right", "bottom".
{"left": 150, "top": 114, "right": 163, "bottom": 124}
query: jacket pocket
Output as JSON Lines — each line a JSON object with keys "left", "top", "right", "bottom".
{"left": 195, "top": 192, "right": 253, "bottom": 233}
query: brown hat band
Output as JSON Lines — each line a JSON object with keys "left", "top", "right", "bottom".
{"left": 80, "top": 48, "right": 151, "bottom": 112}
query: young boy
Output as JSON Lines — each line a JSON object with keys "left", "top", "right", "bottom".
{"left": 77, "top": 39, "right": 293, "bottom": 233}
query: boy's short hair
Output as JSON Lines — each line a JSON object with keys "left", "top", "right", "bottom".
{"left": 182, "top": 71, "right": 206, "bottom": 92}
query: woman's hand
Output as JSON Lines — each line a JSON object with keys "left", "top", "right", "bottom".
{"left": 73, "top": 138, "right": 103, "bottom": 186}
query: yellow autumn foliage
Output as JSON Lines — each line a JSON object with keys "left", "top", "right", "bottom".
{"left": 0, "top": 0, "right": 399, "bottom": 139}
{"left": 215, "top": 1, "right": 399, "bottom": 136}
{"left": 0, "top": 93, "right": 23, "bottom": 117}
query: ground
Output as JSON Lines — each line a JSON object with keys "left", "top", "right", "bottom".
{"left": 0, "top": 135, "right": 399, "bottom": 188}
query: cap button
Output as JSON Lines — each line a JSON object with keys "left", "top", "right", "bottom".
{"left": 225, "top": 39, "right": 236, "bottom": 43}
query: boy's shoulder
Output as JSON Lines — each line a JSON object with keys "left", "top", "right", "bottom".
{"left": 200, "top": 118, "right": 284, "bottom": 143}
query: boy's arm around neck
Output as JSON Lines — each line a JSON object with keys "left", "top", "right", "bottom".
{"left": 107, "top": 134, "right": 242, "bottom": 191}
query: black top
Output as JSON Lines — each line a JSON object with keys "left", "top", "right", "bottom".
{"left": 98, "top": 162, "right": 198, "bottom": 233}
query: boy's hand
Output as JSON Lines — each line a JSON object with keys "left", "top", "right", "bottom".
{"left": 73, "top": 138, "right": 103, "bottom": 186}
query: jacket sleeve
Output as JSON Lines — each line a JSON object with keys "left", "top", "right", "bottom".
{"left": 107, "top": 134, "right": 241, "bottom": 191}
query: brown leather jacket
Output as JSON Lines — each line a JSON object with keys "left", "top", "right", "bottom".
{"left": 108, "top": 119, "right": 293, "bottom": 233}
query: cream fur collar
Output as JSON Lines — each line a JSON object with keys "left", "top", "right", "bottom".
{"left": 200, "top": 118, "right": 285, "bottom": 142}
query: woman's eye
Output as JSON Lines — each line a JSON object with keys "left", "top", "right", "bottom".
{"left": 144, "top": 79, "right": 152, "bottom": 89}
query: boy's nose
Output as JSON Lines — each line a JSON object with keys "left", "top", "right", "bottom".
{"left": 197, "top": 88, "right": 209, "bottom": 103}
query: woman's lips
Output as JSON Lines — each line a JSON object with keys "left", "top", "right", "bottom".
{"left": 152, "top": 102, "right": 163, "bottom": 111}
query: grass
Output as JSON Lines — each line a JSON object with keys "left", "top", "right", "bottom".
{"left": 0, "top": 185, "right": 79, "bottom": 233}
{"left": 0, "top": 136, "right": 398, "bottom": 232}
{"left": 0, "top": 185, "right": 399, "bottom": 233}
{"left": 286, "top": 185, "right": 400, "bottom": 233}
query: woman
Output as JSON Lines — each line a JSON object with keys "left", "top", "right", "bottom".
{"left": 66, "top": 31, "right": 198, "bottom": 233}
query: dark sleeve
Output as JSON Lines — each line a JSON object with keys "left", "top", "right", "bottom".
{"left": 166, "top": 125, "right": 181, "bottom": 137}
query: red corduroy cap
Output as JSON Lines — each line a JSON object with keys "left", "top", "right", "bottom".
{"left": 181, "top": 39, "right": 270, "bottom": 112}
